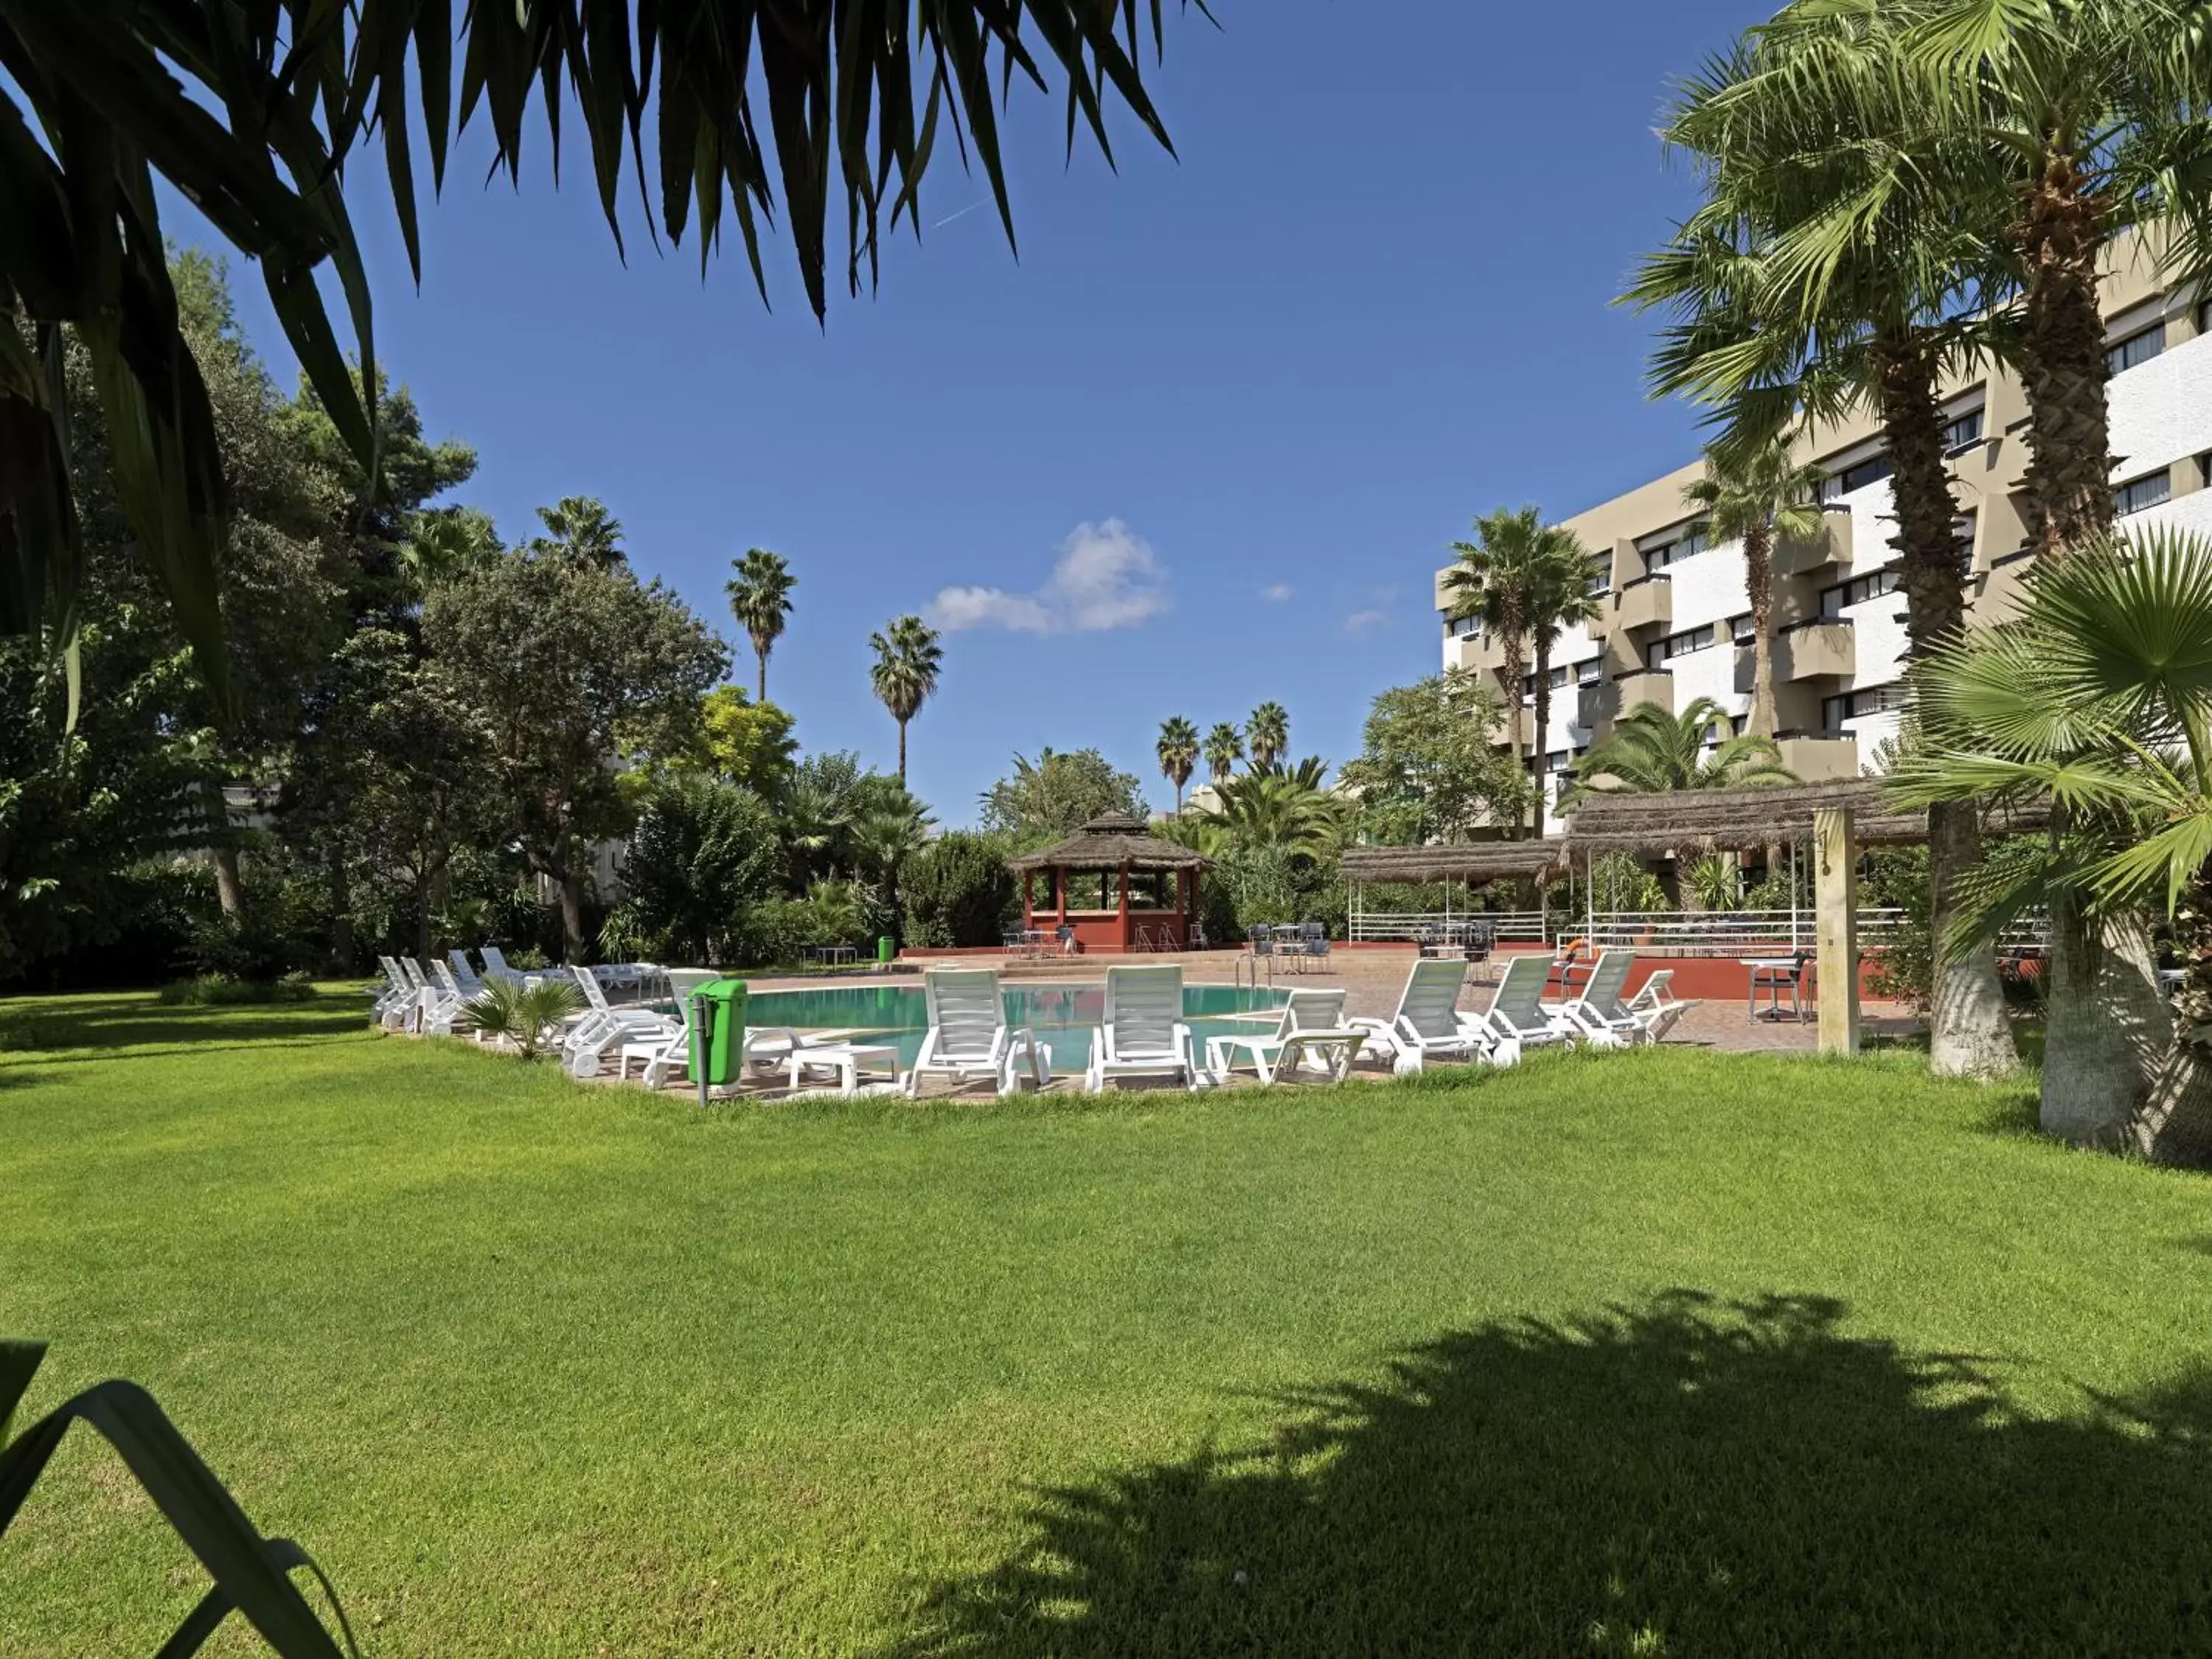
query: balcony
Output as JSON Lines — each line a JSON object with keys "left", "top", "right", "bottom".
{"left": 1773, "top": 508, "right": 1853, "bottom": 577}
{"left": 1612, "top": 574, "right": 1672, "bottom": 634}
{"left": 1776, "top": 734, "right": 1860, "bottom": 781}
{"left": 1610, "top": 668, "right": 1674, "bottom": 714}
{"left": 1775, "top": 619, "right": 1854, "bottom": 681}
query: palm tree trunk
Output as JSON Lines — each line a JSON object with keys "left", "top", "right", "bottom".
{"left": 1874, "top": 329, "right": 2022, "bottom": 1081}
{"left": 1743, "top": 520, "right": 1777, "bottom": 740}
{"left": 756, "top": 650, "right": 768, "bottom": 703}
{"left": 2042, "top": 897, "right": 2166, "bottom": 1144}
{"left": 2013, "top": 142, "right": 2114, "bottom": 559}
{"left": 2131, "top": 877, "right": 2212, "bottom": 1165}
{"left": 1500, "top": 621, "right": 1528, "bottom": 838}
{"left": 897, "top": 719, "right": 908, "bottom": 785}
{"left": 1531, "top": 630, "right": 1555, "bottom": 837}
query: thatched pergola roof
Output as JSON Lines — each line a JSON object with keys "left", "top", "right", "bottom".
{"left": 1340, "top": 841, "right": 1568, "bottom": 886}
{"left": 1006, "top": 813, "right": 1211, "bottom": 873}
{"left": 1561, "top": 779, "right": 1929, "bottom": 854}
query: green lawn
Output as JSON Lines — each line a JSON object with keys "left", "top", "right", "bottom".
{"left": 4, "top": 992, "right": 2211, "bottom": 1655}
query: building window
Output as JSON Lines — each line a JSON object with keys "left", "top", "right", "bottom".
{"left": 2115, "top": 469, "right": 2172, "bottom": 516}
{"left": 1816, "top": 451, "right": 1894, "bottom": 502}
{"left": 1587, "top": 556, "right": 1612, "bottom": 597}
{"left": 1728, "top": 611, "right": 1754, "bottom": 644}
{"left": 1820, "top": 682, "right": 1907, "bottom": 728}
{"left": 1641, "top": 520, "right": 1711, "bottom": 572}
{"left": 1953, "top": 512, "right": 1976, "bottom": 569}
{"left": 1520, "top": 664, "right": 1572, "bottom": 700}
{"left": 2107, "top": 322, "right": 2166, "bottom": 376}
{"left": 1451, "top": 614, "right": 1480, "bottom": 640}
{"left": 1819, "top": 566, "right": 1901, "bottom": 618}
{"left": 1941, "top": 407, "right": 1985, "bottom": 451}
{"left": 1645, "top": 623, "right": 1717, "bottom": 669}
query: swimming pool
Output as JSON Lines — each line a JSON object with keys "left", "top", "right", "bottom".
{"left": 745, "top": 981, "right": 1292, "bottom": 1074}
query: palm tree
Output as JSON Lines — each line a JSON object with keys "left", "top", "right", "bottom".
{"left": 1246, "top": 703, "right": 1290, "bottom": 774}
{"left": 1211, "top": 768, "right": 1352, "bottom": 855}
{"left": 1156, "top": 717, "right": 1200, "bottom": 815}
{"left": 726, "top": 549, "right": 798, "bottom": 703}
{"left": 399, "top": 507, "right": 502, "bottom": 589}
{"left": 1886, "top": 527, "right": 2212, "bottom": 1158}
{"left": 532, "top": 496, "right": 624, "bottom": 568}
{"left": 1683, "top": 441, "right": 1826, "bottom": 739}
{"left": 1898, "top": 0, "right": 2212, "bottom": 559}
{"left": 1443, "top": 507, "right": 1590, "bottom": 830}
{"left": 1560, "top": 698, "right": 1797, "bottom": 807}
{"left": 851, "top": 794, "right": 936, "bottom": 931}
{"left": 1520, "top": 529, "right": 1604, "bottom": 833}
{"left": 1203, "top": 723, "right": 1245, "bottom": 788}
{"left": 1630, "top": 12, "right": 2023, "bottom": 1082}
{"left": 6, "top": 7, "right": 1189, "bottom": 712}
{"left": 868, "top": 616, "right": 944, "bottom": 785}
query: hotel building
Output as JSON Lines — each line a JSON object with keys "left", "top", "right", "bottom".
{"left": 1436, "top": 237, "right": 2212, "bottom": 834}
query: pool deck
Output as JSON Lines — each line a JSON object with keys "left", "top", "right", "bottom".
{"left": 588, "top": 948, "right": 1924, "bottom": 1102}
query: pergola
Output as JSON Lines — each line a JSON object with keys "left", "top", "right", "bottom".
{"left": 1007, "top": 814, "right": 1210, "bottom": 953}
{"left": 1340, "top": 841, "right": 1568, "bottom": 941}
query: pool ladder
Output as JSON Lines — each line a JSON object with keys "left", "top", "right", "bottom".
{"left": 1234, "top": 949, "right": 1274, "bottom": 992}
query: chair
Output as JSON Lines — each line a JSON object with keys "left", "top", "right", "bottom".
{"left": 372, "top": 957, "right": 415, "bottom": 1028}
{"left": 563, "top": 967, "right": 681, "bottom": 1078}
{"left": 1462, "top": 922, "right": 1496, "bottom": 967}
{"left": 478, "top": 944, "right": 529, "bottom": 985}
{"left": 1478, "top": 954, "right": 1578, "bottom": 1054}
{"left": 617, "top": 969, "right": 720, "bottom": 1088}
{"left": 1056, "top": 923, "right": 1079, "bottom": 956}
{"left": 1301, "top": 922, "right": 1331, "bottom": 973}
{"left": 907, "top": 967, "right": 1051, "bottom": 1098}
{"left": 1206, "top": 989, "right": 1365, "bottom": 1086}
{"left": 1349, "top": 958, "right": 1501, "bottom": 1075}
{"left": 1557, "top": 950, "right": 1641, "bottom": 1048}
{"left": 418, "top": 960, "right": 476, "bottom": 1037}
{"left": 1626, "top": 970, "right": 1693, "bottom": 1043}
{"left": 446, "top": 950, "right": 487, "bottom": 996}
{"left": 1084, "top": 964, "right": 1202, "bottom": 1092}
{"left": 1748, "top": 951, "right": 1811, "bottom": 1022}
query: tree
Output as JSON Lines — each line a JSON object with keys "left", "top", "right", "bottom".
{"left": 981, "top": 750, "right": 1147, "bottom": 849}
{"left": 1683, "top": 442, "right": 1826, "bottom": 740}
{"left": 902, "top": 832, "right": 1018, "bottom": 949}
{"left": 1886, "top": 527, "right": 2212, "bottom": 1159}
{"left": 1518, "top": 525, "right": 1604, "bottom": 833}
{"left": 849, "top": 789, "right": 936, "bottom": 932}
{"left": 1561, "top": 699, "right": 1797, "bottom": 806}
{"left": 400, "top": 507, "right": 502, "bottom": 591}
{"left": 1338, "top": 670, "right": 1530, "bottom": 846}
{"left": 868, "top": 615, "right": 943, "bottom": 785}
{"left": 1630, "top": 10, "right": 2023, "bottom": 1082}
{"left": 530, "top": 496, "right": 624, "bottom": 568}
{"left": 1211, "top": 767, "right": 1350, "bottom": 856}
{"left": 726, "top": 549, "right": 797, "bottom": 703}
{"left": 677, "top": 686, "right": 799, "bottom": 801}
{"left": 611, "top": 776, "right": 783, "bottom": 966}
{"left": 1203, "top": 723, "right": 1245, "bottom": 787}
{"left": 1442, "top": 507, "right": 1589, "bottom": 826}
{"left": 421, "top": 547, "right": 726, "bottom": 961}
{"left": 1247, "top": 703, "right": 1290, "bottom": 774}
{"left": 1157, "top": 717, "right": 1200, "bottom": 815}
{"left": 4, "top": 4, "right": 1192, "bottom": 706}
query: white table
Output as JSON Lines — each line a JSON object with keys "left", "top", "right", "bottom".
{"left": 787, "top": 1042, "right": 900, "bottom": 1093}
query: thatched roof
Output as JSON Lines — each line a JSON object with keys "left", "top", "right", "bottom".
{"left": 1006, "top": 813, "right": 1210, "bottom": 872}
{"left": 1561, "top": 779, "right": 1930, "bottom": 854}
{"left": 1341, "top": 841, "right": 1568, "bottom": 886}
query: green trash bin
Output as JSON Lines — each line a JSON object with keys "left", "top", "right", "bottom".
{"left": 688, "top": 978, "right": 748, "bottom": 1094}
{"left": 877, "top": 936, "right": 895, "bottom": 965}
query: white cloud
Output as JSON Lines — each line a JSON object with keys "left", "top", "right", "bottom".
{"left": 1259, "top": 582, "right": 1294, "bottom": 602}
{"left": 1343, "top": 608, "right": 1389, "bottom": 634}
{"left": 928, "top": 518, "right": 1169, "bottom": 635}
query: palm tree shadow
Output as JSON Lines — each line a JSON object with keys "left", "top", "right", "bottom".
{"left": 886, "top": 1290, "right": 2212, "bottom": 1656}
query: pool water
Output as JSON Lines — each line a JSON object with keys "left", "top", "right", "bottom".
{"left": 744, "top": 981, "right": 1292, "bottom": 1075}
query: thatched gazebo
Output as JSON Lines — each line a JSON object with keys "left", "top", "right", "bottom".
{"left": 1562, "top": 779, "right": 1931, "bottom": 855}
{"left": 1340, "top": 841, "right": 1568, "bottom": 943}
{"left": 1007, "top": 814, "right": 1211, "bottom": 952}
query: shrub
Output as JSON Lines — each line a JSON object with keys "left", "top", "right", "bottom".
{"left": 616, "top": 776, "right": 785, "bottom": 963}
{"left": 456, "top": 977, "right": 585, "bottom": 1058}
{"left": 901, "top": 832, "right": 1017, "bottom": 947}
{"left": 1211, "top": 846, "right": 1347, "bottom": 939}
{"left": 156, "top": 972, "right": 318, "bottom": 1006}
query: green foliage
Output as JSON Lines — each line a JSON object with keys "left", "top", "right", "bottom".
{"left": 613, "top": 777, "right": 785, "bottom": 965}
{"left": 1201, "top": 723, "right": 1244, "bottom": 787}
{"left": 901, "top": 832, "right": 1019, "bottom": 948}
{"left": 726, "top": 549, "right": 798, "bottom": 700}
{"left": 1339, "top": 669, "right": 1529, "bottom": 846}
{"left": 980, "top": 749, "right": 1147, "bottom": 850}
{"left": 1585, "top": 852, "right": 1672, "bottom": 914}
{"left": 1563, "top": 698, "right": 1797, "bottom": 808}
{"left": 868, "top": 616, "right": 944, "bottom": 779}
{"left": 459, "top": 978, "right": 586, "bottom": 1060}
{"left": 677, "top": 686, "right": 799, "bottom": 800}
{"left": 1863, "top": 848, "right": 1935, "bottom": 1009}
{"left": 1156, "top": 717, "right": 1200, "bottom": 811}
{"left": 1246, "top": 703, "right": 1290, "bottom": 773}
{"left": 529, "top": 497, "right": 624, "bottom": 568}
{"left": 1210, "top": 844, "right": 1347, "bottom": 938}
{"left": 1208, "top": 768, "right": 1352, "bottom": 855}
{"left": 1686, "top": 855, "right": 1745, "bottom": 913}
{"left": 156, "top": 972, "right": 318, "bottom": 1006}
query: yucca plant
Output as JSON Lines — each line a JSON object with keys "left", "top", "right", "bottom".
{"left": 1, "top": 1339, "right": 356, "bottom": 1655}
{"left": 1686, "top": 854, "right": 1745, "bottom": 913}
{"left": 459, "top": 978, "right": 584, "bottom": 1060}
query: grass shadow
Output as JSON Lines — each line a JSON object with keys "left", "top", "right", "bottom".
{"left": 0, "top": 1004, "right": 369, "bottom": 1054}
{"left": 886, "top": 1290, "right": 2212, "bottom": 1656}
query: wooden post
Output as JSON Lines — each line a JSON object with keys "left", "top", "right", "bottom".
{"left": 1814, "top": 805, "right": 1860, "bottom": 1055}
{"left": 1118, "top": 863, "right": 1132, "bottom": 952}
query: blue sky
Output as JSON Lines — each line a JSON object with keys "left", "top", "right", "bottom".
{"left": 176, "top": 0, "right": 1768, "bottom": 825}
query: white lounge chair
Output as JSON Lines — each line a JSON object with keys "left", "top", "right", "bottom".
{"left": 617, "top": 969, "right": 720, "bottom": 1088}
{"left": 1626, "top": 970, "right": 1693, "bottom": 1043}
{"left": 372, "top": 956, "right": 414, "bottom": 1028}
{"left": 1084, "top": 964, "right": 1201, "bottom": 1093}
{"left": 906, "top": 967, "right": 1051, "bottom": 1097}
{"left": 478, "top": 944, "right": 529, "bottom": 985}
{"left": 446, "top": 950, "right": 488, "bottom": 995}
{"left": 1206, "top": 988, "right": 1366, "bottom": 1085}
{"left": 1557, "top": 949, "right": 1640, "bottom": 1048}
{"left": 563, "top": 967, "right": 680, "bottom": 1078}
{"left": 1349, "top": 958, "right": 1505, "bottom": 1074}
{"left": 1478, "top": 954, "right": 1577, "bottom": 1053}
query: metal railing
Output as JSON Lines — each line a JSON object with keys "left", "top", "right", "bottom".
{"left": 1347, "top": 910, "right": 1551, "bottom": 944}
